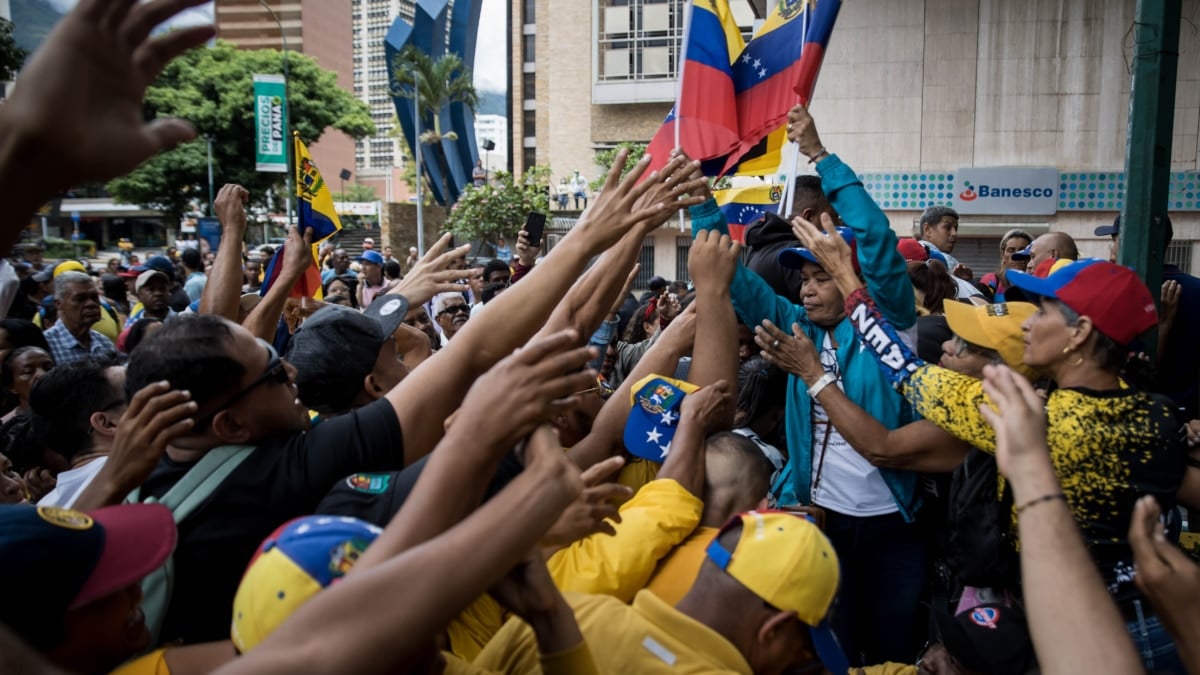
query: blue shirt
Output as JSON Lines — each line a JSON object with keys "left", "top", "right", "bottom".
{"left": 44, "top": 321, "right": 117, "bottom": 366}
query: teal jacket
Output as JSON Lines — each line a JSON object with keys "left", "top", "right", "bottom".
{"left": 690, "top": 153, "right": 920, "bottom": 521}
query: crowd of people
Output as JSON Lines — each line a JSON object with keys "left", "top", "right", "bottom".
{"left": 0, "top": 1, "right": 1199, "bottom": 674}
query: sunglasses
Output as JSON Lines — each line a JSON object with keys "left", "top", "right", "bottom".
{"left": 438, "top": 303, "right": 470, "bottom": 317}
{"left": 195, "top": 339, "right": 289, "bottom": 428}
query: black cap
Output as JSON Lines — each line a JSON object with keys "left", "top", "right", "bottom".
{"left": 1097, "top": 214, "right": 1174, "bottom": 241}
{"left": 648, "top": 276, "right": 668, "bottom": 292}
{"left": 933, "top": 603, "right": 1036, "bottom": 675}
{"left": 285, "top": 294, "right": 409, "bottom": 413}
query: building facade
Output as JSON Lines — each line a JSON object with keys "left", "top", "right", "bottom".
{"left": 353, "top": 0, "right": 417, "bottom": 203}
{"left": 512, "top": 0, "right": 1200, "bottom": 281}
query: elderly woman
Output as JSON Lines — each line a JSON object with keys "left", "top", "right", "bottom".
{"left": 792, "top": 212, "right": 1188, "bottom": 674}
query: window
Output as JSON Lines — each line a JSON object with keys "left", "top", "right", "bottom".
{"left": 523, "top": 0, "right": 536, "bottom": 24}
{"left": 523, "top": 147, "right": 538, "bottom": 170}
{"left": 596, "top": 0, "right": 684, "bottom": 82}
{"left": 523, "top": 110, "right": 537, "bottom": 139}
{"left": 1167, "top": 241, "right": 1193, "bottom": 272}
{"left": 523, "top": 73, "right": 536, "bottom": 99}
{"left": 523, "top": 36, "right": 536, "bottom": 63}
{"left": 636, "top": 239, "right": 656, "bottom": 288}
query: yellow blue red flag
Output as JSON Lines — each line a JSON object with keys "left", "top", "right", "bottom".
{"left": 295, "top": 133, "right": 344, "bottom": 243}
{"left": 714, "top": 183, "right": 782, "bottom": 242}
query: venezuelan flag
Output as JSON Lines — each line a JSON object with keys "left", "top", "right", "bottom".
{"left": 294, "top": 132, "right": 343, "bottom": 244}
{"left": 720, "top": 0, "right": 842, "bottom": 176}
{"left": 645, "top": 0, "right": 744, "bottom": 176}
{"left": 259, "top": 244, "right": 324, "bottom": 300}
{"left": 714, "top": 183, "right": 782, "bottom": 242}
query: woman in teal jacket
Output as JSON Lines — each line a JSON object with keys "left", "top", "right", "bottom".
{"left": 687, "top": 105, "right": 925, "bottom": 666}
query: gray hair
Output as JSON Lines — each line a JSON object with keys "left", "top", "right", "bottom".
{"left": 54, "top": 271, "right": 94, "bottom": 300}
{"left": 432, "top": 292, "right": 465, "bottom": 316}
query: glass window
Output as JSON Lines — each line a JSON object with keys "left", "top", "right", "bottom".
{"left": 523, "top": 110, "right": 537, "bottom": 138}
{"left": 523, "top": 73, "right": 536, "bottom": 99}
{"left": 523, "top": 37, "right": 536, "bottom": 63}
{"left": 523, "top": 148, "right": 538, "bottom": 170}
{"left": 523, "top": 0, "right": 536, "bottom": 24}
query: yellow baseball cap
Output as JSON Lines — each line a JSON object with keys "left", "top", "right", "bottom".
{"left": 53, "top": 260, "right": 86, "bottom": 277}
{"left": 705, "top": 510, "right": 847, "bottom": 672}
{"left": 943, "top": 301, "right": 1038, "bottom": 380}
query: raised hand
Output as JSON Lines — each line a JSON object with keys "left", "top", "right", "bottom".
{"left": 679, "top": 379, "right": 734, "bottom": 435}
{"left": 457, "top": 330, "right": 598, "bottom": 455}
{"left": 1, "top": 0, "right": 216, "bottom": 190}
{"left": 755, "top": 320, "right": 824, "bottom": 386}
{"left": 515, "top": 229, "right": 540, "bottom": 267}
{"left": 791, "top": 212, "right": 862, "bottom": 295}
{"left": 1128, "top": 494, "right": 1200, "bottom": 670}
{"left": 688, "top": 230, "right": 740, "bottom": 291}
{"left": 978, "top": 364, "right": 1051, "bottom": 482}
{"left": 541, "top": 455, "right": 632, "bottom": 548}
{"left": 785, "top": 104, "right": 827, "bottom": 161}
{"left": 214, "top": 184, "right": 250, "bottom": 233}
{"left": 391, "top": 233, "right": 472, "bottom": 307}
{"left": 628, "top": 151, "right": 710, "bottom": 233}
{"left": 1161, "top": 279, "right": 1181, "bottom": 328}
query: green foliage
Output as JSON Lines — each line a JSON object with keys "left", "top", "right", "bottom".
{"left": 43, "top": 238, "right": 96, "bottom": 259}
{"left": 391, "top": 46, "right": 479, "bottom": 139}
{"left": 333, "top": 184, "right": 378, "bottom": 202}
{"left": 589, "top": 142, "right": 648, "bottom": 192}
{"left": 0, "top": 18, "right": 26, "bottom": 82}
{"left": 106, "top": 40, "right": 375, "bottom": 226}
{"left": 444, "top": 165, "right": 552, "bottom": 242}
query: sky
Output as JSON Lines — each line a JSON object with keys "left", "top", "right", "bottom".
{"left": 472, "top": 0, "right": 506, "bottom": 93}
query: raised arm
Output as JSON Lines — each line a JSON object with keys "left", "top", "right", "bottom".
{"left": 685, "top": 229, "right": 740, "bottom": 429}
{"left": 0, "top": 0, "right": 215, "bottom": 251}
{"left": 242, "top": 225, "right": 313, "bottom": 342}
{"left": 354, "top": 330, "right": 595, "bottom": 571}
{"left": 566, "top": 304, "right": 697, "bottom": 470}
{"left": 980, "top": 365, "right": 1141, "bottom": 675}
{"left": 787, "top": 104, "right": 915, "bottom": 329}
{"left": 217, "top": 425, "right": 583, "bottom": 675}
{"left": 200, "top": 185, "right": 251, "bottom": 319}
{"left": 386, "top": 233, "right": 471, "bottom": 308}
{"left": 755, "top": 319, "right": 968, "bottom": 473}
{"left": 386, "top": 151, "right": 705, "bottom": 467}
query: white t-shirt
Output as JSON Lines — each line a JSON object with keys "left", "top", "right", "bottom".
{"left": 809, "top": 335, "right": 898, "bottom": 517}
{"left": 38, "top": 458, "right": 108, "bottom": 509}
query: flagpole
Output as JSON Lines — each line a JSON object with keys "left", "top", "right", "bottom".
{"left": 781, "top": 8, "right": 811, "bottom": 219}
{"left": 675, "top": 0, "right": 694, "bottom": 232}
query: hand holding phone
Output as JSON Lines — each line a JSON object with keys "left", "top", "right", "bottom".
{"left": 523, "top": 212, "right": 547, "bottom": 248}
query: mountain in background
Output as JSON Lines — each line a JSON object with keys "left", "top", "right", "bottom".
{"left": 477, "top": 89, "right": 506, "bottom": 117}
{"left": 11, "top": 0, "right": 64, "bottom": 55}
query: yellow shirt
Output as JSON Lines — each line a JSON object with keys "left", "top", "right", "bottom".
{"left": 475, "top": 590, "right": 752, "bottom": 674}
{"left": 614, "top": 455, "right": 660, "bottom": 498}
{"left": 110, "top": 649, "right": 171, "bottom": 675}
{"left": 445, "top": 594, "right": 508, "bottom": 663}
{"left": 442, "top": 644, "right": 598, "bottom": 675}
{"left": 547, "top": 478, "right": 703, "bottom": 603}
{"left": 644, "top": 526, "right": 719, "bottom": 606}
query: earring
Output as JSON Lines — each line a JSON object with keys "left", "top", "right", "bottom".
{"left": 1062, "top": 346, "right": 1073, "bottom": 354}
{"left": 1074, "top": 355, "right": 1084, "bottom": 367}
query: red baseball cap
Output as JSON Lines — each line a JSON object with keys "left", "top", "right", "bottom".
{"left": 896, "top": 238, "right": 929, "bottom": 262}
{"left": 1005, "top": 259, "right": 1157, "bottom": 345}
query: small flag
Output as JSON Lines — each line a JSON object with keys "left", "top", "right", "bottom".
{"left": 259, "top": 244, "right": 324, "bottom": 300}
{"left": 295, "top": 133, "right": 343, "bottom": 244}
{"left": 714, "top": 183, "right": 783, "bottom": 242}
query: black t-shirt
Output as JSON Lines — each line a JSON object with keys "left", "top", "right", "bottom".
{"left": 137, "top": 397, "right": 403, "bottom": 645}
{"left": 316, "top": 452, "right": 525, "bottom": 527}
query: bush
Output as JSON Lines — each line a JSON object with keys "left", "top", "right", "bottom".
{"left": 43, "top": 238, "right": 97, "bottom": 259}
{"left": 444, "top": 165, "right": 551, "bottom": 242}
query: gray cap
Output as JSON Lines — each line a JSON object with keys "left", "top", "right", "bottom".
{"left": 285, "top": 294, "right": 409, "bottom": 414}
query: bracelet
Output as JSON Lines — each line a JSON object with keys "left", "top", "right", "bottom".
{"left": 808, "top": 149, "right": 829, "bottom": 164}
{"left": 1015, "top": 492, "right": 1066, "bottom": 515}
{"left": 807, "top": 372, "right": 838, "bottom": 399}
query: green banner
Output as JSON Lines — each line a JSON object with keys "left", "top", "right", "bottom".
{"left": 253, "top": 74, "right": 288, "bottom": 173}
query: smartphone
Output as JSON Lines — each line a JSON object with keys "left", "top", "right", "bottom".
{"left": 523, "top": 212, "right": 547, "bottom": 248}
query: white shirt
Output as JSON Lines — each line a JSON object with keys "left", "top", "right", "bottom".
{"left": 922, "top": 242, "right": 983, "bottom": 299}
{"left": 38, "top": 458, "right": 108, "bottom": 509}
{"left": 809, "top": 335, "right": 898, "bottom": 517}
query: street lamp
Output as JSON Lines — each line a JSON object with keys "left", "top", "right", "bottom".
{"left": 257, "top": 0, "right": 293, "bottom": 229}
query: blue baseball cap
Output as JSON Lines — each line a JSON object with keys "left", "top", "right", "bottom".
{"left": 358, "top": 250, "right": 384, "bottom": 266}
{"left": 144, "top": 255, "right": 175, "bottom": 276}
{"left": 623, "top": 374, "right": 699, "bottom": 462}
{"left": 777, "top": 227, "right": 860, "bottom": 274}
{"left": 1010, "top": 244, "right": 1033, "bottom": 262}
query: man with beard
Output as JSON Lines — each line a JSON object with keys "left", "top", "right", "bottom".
{"left": 44, "top": 272, "right": 116, "bottom": 366}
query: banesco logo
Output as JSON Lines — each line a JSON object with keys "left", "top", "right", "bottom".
{"left": 961, "top": 179, "right": 1053, "bottom": 201}
{"left": 959, "top": 180, "right": 977, "bottom": 202}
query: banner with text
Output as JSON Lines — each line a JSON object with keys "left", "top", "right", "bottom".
{"left": 254, "top": 74, "right": 288, "bottom": 173}
{"left": 952, "top": 167, "right": 1058, "bottom": 215}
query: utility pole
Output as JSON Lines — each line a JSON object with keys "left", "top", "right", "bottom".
{"left": 1119, "top": 0, "right": 1181, "bottom": 360}
{"left": 415, "top": 79, "right": 425, "bottom": 256}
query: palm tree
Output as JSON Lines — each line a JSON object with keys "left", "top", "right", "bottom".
{"left": 391, "top": 46, "right": 479, "bottom": 145}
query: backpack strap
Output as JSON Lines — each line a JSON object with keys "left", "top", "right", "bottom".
{"left": 133, "top": 444, "right": 255, "bottom": 645}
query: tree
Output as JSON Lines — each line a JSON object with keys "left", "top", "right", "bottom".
{"left": 107, "top": 41, "right": 375, "bottom": 228}
{"left": 589, "top": 142, "right": 648, "bottom": 192}
{"left": 0, "top": 18, "right": 26, "bottom": 83}
{"left": 444, "top": 165, "right": 551, "bottom": 243}
{"left": 390, "top": 46, "right": 478, "bottom": 204}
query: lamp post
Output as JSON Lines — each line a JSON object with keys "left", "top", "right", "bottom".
{"left": 257, "top": 0, "right": 292, "bottom": 230}
{"left": 206, "top": 134, "right": 215, "bottom": 216}
{"left": 414, "top": 81, "right": 425, "bottom": 256}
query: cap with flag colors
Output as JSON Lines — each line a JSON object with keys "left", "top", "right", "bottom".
{"left": 644, "top": 0, "right": 745, "bottom": 176}
{"left": 714, "top": 183, "right": 782, "bottom": 242}
{"left": 1005, "top": 259, "right": 1157, "bottom": 346}
{"left": 231, "top": 514, "right": 383, "bottom": 652}
{"left": 623, "top": 374, "right": 700, "bottom": 462}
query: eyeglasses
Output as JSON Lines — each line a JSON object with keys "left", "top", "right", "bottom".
{"left": 437, "top": 304, "right": 470, "bottom": 318}
{"left": 194, "top": 338, "right": 289, "bottom": 428}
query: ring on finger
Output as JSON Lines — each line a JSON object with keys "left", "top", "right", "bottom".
{"left": 772, "top": 339, "right": 780, "bottom": 350}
